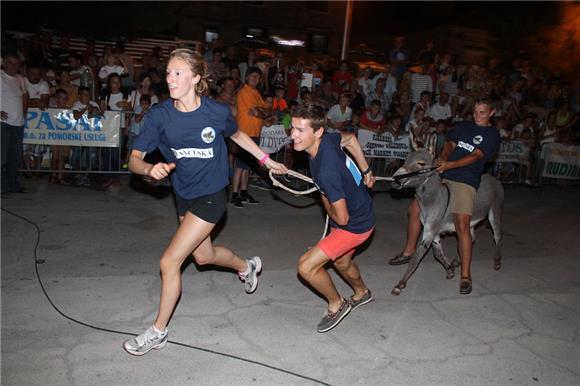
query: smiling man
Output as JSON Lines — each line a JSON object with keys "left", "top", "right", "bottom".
{"left": 390, "top": 98, "right": 501, "bottom": 295}
{"left": 291, "top": 103, "right": 376, "bottom": 333}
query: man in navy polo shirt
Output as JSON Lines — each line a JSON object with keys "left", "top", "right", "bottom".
{"left": 291, "top": 103, "right": 376, "bottom": 333}
{"left": 390, "top": 98, "right": 501, "bottom": 295}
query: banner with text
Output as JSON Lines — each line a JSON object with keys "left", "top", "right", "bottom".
{"left": 23, "top": 108, "right": 121, "bottom": 147}
{"left": 541, "top": 143, "right": 580, "bottom": 180}
{"left": 259, "top": 124, "right": 290, "bottom": 154}
{"left": 357, "top": 129, "right": 410, "bottom": 159}
{"left": 494, "top": 141, "right": 530, "bottom": 165}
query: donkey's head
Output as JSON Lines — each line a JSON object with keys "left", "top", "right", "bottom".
{"left": 392, "top": 148, "right": 437, "bottom": 189}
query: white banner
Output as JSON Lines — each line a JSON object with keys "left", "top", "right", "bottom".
{"left": 357, "top": 129, "right": 410, "bottom": 159}
{"left": 541, "top": 143, "right": 580, "bottom": 180}
{"left": 259, "top": 124, "right": 290, "bottom": 154}
{"left": 23, "top": 108, "right": 121, "bottom": 147}
{"left": 495, "top": 141, "right": 530, "bottom": 165}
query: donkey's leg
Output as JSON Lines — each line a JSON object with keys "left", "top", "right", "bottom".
{"left": 488, "top": 203, "right": 503, "bottom": 270}
{"left": 432, "top": 235, "right": 455, "bottom": 279}
{"left": 392, "top": 237, "right": 432, "bottom": 295}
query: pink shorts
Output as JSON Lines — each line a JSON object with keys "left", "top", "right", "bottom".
{"left": 317, "top": 227, "right": 374, "bottom": 260}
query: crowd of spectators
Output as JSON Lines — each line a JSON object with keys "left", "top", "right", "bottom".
{"left": 2, "top": 31, "right": 579, "bottom": 191}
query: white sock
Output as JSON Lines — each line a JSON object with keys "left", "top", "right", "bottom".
{"left": 240, "top": 260, "right": 251, "bottom": 277}
{"left": 152, "top": 325, "right": 166, "bottom": 335}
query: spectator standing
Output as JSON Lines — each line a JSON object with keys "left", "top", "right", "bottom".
{"left": 48, "top": 88, "right": 71, "bottom": 184}
{"left": 23, "top": 62, "right": 50, "bottom": 173}
{"left": 267, "top": 52, "right": 287, "bottom": 93}
{"left": 99, "top": 73, "right": 131, "bottom": 186}
{"left": 71, "top": 86, "right": 101, "bottom": 187}
{"left": 1, "top": 52, "right": 28, "bottom": 194}
{"left": 128, "top": 74, "right": 159, "bottom": 111}
{"left": 52, "top": 34, "right": 74, "bottom": 73}
{"left": 357, "top": 67, "right": 373, "bottom": 98}
{"left": 207, "top": 48, "right": 227, "bottom": 92}
{"left": 123, "top": 94, "right": 151, "bottom": 170}
{"left": 98, "top": 53, "right": 128, "bottom": 89}
{"left": 238, "top": 50, "right": 256, "bottom": 84}
{"left": 410, "top": 64, "right": 433, "bottom": 104}
{"left": 331, "top": 61, "right": 353, "bottom": 95}
{"left": 389, "top": 36, "right": 410, "bottom": 80}
{"left": 231, "top": 67, "right": 273, "bottom": 208}
{"left": 370, "top": 62, "right": 397, "bottom": 106}
{"left": 365, "top": 78, "right": 390, "bottom": 116}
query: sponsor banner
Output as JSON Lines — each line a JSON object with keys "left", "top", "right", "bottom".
{"left": 23, "top": 108, "right": 121, "bottom": 147}
{"left": 495, "top": 141, "right": 530, "bottom": 165}
{"left": 541, "top": 143, "right": 580, "bottom": 180}
{"left": 357, "top": 129, "right": 410, "bottom": 159}
{"left": 259, "top": 124, "right": 290, "bottom": 154}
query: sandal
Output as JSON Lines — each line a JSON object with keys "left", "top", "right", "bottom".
{"left": 459, "top": 276, "right": 472, "bottom": 295}
{"left": 388, "top": 252, "right": 413, "bottom": 265}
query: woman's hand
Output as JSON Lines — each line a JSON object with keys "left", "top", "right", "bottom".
{"left": 147, "top": 162, "right": 176, "bottom": 180}
{"left": 263, "top": 158, "right": 287, "bottom": 175}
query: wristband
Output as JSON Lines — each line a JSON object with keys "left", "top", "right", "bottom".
{"left": 362, "top": 166, "right": 372, "bottom": 175}
{"left": 259, "top": 153, "right": 270, "bottom": 166}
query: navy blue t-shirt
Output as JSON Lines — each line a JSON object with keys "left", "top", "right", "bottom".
{"left": 442, "top": 121, "right": 501, "bottom": 189}
{"left": 309, "top": 133, "right": 375, "bottom": 233}
{"left": 133, "top": 97, "right": 238, "bottom": 199}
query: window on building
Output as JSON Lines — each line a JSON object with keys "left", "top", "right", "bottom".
{"left": 308, "top": 33, "right": 328, "bottom": 53}
{"left": 242, "top": 27, "right": 267, "bottom": 39}
{"left": 205, "top": 29, "right": 219, "bottom": 43}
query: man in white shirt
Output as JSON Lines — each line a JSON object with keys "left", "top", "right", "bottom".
{"left": 429, "top": 92, "right": 452, "bottom": 123}
{"left": 1, "top": 52, "right": 28, "bottom": 193}
{"left": 410, "top": 64, "right": 433, "bottom": 104}
{"left": 24, "top": 62, "right": 51, "bottom": 172}
{"left": 370, "top": 62, "right": 397, "bottom": 106}
{"left": 327, "top": 93, "right": 352, "bottom": 133}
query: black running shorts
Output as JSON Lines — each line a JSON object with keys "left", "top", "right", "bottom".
{"left": 175, "top": 189, "right": 227, "bottom": 224}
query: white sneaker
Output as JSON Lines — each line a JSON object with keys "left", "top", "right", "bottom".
{"left": 123, "top": 326, "right": 168, "bottom": 356}
{"left": 238, "top": 256, "right": 262, "bottom": 294}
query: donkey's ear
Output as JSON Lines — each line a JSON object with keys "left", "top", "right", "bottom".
{"left": 409, "top": 128, "right": 421, "bottom": 151}
{"left": 427, "top": 141, "right": 437, "bottom": 159}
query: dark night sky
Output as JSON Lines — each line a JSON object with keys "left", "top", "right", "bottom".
{"left": 2, "top": 1, "right": 560, "bottom": 48}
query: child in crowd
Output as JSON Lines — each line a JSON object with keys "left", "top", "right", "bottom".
{"left": 49, "top": 88, "right": 72, "bottom": 184}
{"left": 359, "top": 99, "right": 385, "bottom": 133}
{"left": 71, "top": 86, "right": 102, "bottom": 187}
{"left": 272, "top": 86, "right": 288, "bottom": 116}
{"left": 124, "top": 94, "right": 151, "bottom": 170}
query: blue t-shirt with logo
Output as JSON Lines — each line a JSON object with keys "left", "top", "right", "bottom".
{"left": 309, "top": 133, "right": 375, "bottom": 233}
{"left": 133, "top": 97, "right": 238, "bottom": 199}
{"left": 442, "top": 121, "right": 501, "bottom": 189}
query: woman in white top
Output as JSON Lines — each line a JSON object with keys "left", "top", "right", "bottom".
{"left": 128, "top": 74, "right": 159, "bottom": 110}
{"left": 98, "top": 53, "right": 127, "bottom": 88}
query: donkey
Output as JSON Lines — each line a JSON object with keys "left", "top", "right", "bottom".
{"left": 390, "top": 149, "right": 504, "bottom": 295}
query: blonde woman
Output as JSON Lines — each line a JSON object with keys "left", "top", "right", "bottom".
{"left": 123, "top": 49, "right": 287, "bottom": 356}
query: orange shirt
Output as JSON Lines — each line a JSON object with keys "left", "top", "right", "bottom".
{"left": 236, "top": 84, "right": 267, "bottom": 137}
{"left": 273, "top": 97, "right": 288, "bottom": 112}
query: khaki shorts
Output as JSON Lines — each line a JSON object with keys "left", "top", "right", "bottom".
{"left": 442, "top": 179, "right": 476, "bottom": 215}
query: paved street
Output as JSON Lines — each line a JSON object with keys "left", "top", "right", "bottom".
{"left": 2, "top": 176, "right": 579, "bottom": 385}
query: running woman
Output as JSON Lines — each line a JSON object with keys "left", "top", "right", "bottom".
{"left": 291, "top": 103, "right": 376, "bottom": 333}
{"left": 123, "top": 49, "right": 287, "bottom": 356}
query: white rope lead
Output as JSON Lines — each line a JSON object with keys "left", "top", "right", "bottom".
{"left": 268, "top": 169, "right": 394, "bottom": 240}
